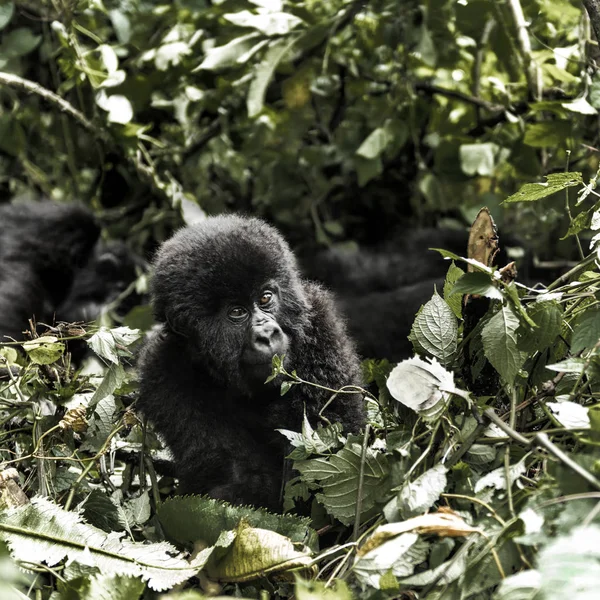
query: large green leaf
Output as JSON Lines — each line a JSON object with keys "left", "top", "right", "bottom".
{"left": 0, "top": 497, "right": 209, "bottom": 591}
{"left": 503, "top": 172, "right": 582, "bottom": 203}
{"left": 481, "top": 305, "right": 525, "bottom": 383}
{"left": 295, "top": 438, "right": 390, "bottom": 525}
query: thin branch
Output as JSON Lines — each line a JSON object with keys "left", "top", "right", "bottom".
{"left": 582, "top": 0, "right": 600, "bottom": 45}
{"left": 0, "top": 71, "right": 182, "bottom": 205}
{"left": 506, "top": 0, "right": 541, "bottom": 99}
{"left": 414, "top": 82, "right": 504, "bottom": 113}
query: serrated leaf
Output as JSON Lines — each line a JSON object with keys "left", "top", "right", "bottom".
{"left": 503, "top": 172, "right": 582, "bottom": 203}
{"left": 409, "top": 291, "right": 457, "bottom": 365}
{"left": 517, "top": 300, "right": 563, "bottom": 353}
{"left": 157, "top": 495, "right": 315, "bottom": 549}
{"left": 397, "top": 465, "right": 448, "bottom": 518}
{"left": 443, "top": 262, "right": 465, "bottom": 319}
{"left": 481, "top": 305, "right": 524, "bottom": 383}
{"left": 0, "top": 497, "right": 209, "bottom": 591}
{"left": 248, "top": 39, "right": 293, "bottom": 117}
{"left": 571, "top": 308, "right": 600, "bottom": 354}
{"left": 295, "top": 439, "right": 389, "bottom": 525}
{"left": 450, "top": 272, "right": 503, "bottom": 300}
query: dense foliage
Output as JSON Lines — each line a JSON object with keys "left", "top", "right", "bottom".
{"left": 2, "top": 0, "right": 600, "bottom": 598}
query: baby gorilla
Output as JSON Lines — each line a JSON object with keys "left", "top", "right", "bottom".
{"left": 137, "top": 215, "right": 365, "bottom": 510}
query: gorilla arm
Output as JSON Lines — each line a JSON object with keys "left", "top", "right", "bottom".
{"left": 138, "top": 329, "right": 284, "bottom": 509}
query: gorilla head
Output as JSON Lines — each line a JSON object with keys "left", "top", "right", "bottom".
{"left": 151, "top": 216, "right": 310, "bottom": 391}
{"left": 137, "top": 215, "right": 364, "bottom": 509}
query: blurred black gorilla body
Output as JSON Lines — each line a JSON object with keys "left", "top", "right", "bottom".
{"left": 302, "top": 227, "right": 532, "bottom": 362}
{"left": 137, "top": 215, "right": 365, "bottom": 510}
{"left": 301, "top": 228, "right": 468, "bottom": 361}
{"left": 0, "top": 202, "right": 140, "bottom": 344}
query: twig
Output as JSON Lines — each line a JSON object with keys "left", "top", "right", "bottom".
{"left": 582, "top": 0, "right": 600, "bottom": 45}
{"left": 414, "top": 82, "right": 504, "bottom": 112}
{"left": 0, "top": 71, "right": 184, "bottom": 205}
{"left": 353, "top": 424, "right": 370, "bottom": 542}
{"left": 506, "top": 0, "right": 541, "bottom": 98}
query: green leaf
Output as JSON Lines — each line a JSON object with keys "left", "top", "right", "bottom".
{"left": 523, "top": 120, "right": 573, "bottom": 148}
{"left": 90, "top": 365, "right": 125, "bottom": 406}
{"left": 562, "top": 97, "right": 597, "bottom": 115}
{"left": 571, "top": 308, "right": 600, "bottom": 354}
{"left": 157, "top": 495, "right": 315, "bottom": 549}
{"left": 494, "top": 570, "right": 541, "bottom": 600}
{"left": 387, "top": 356, "right": 464, "bottom": 422}
{"left": 443, "top": 262, "right": 465, "bottom": 319}
{"left": 450, "top": 272, "right": 503, "bottom": 300}
{"left": 224, "top": 10, "right": 304, "bottom": 36}
{"left": 295, "top": 438, "right": 390, "bottom": 525}
{"left": 517, "top": 300, "right": 563, "bottom": 353}
{"left": 396, "top": 465, "right": 448, "bottom": 519}
{"left": 481, "top": 305, "right": 524, "bottom": 383}
{"left": 57, "top": 573, "right": 144, "bottom": 600}
{"left": 353, "top": 533, "right": 429, "bottom": 589}
{"left": 538, "top": 526, "right": 600, "bottom": 599}
{"left": 0, "top": 27, "right": 40, "bottom": 58}
{"left": 108, "top": 10, "right": 131, "bottom": 44}
{"left": 295, "top": 577, "right": 353, "bottom": 600}
{"left": 503, "top": 172, "right": 582, "bottom": 203}
{"left": 248, "top": 38, "right": 294, "bottom": 117}
{"left": 355, "top": 155, "right": 383, "bottom": 187}
{"left": 459, "top": 143, "right": 503, "bottom": 177}
{"left": 207, "top": 521, "right": 312, "bottom": 583}
{"left": 356, "top": 127, "right": 392, "bottom": 160}
{"left": 196, "top": 33, "right": 261, "bottom": 71}
{"left": 0, "top": 1, "right": 14, "bottom": 31}
{"left": 0, "top": 497, "right": 209, "bottom": 591}
{"left": 409, "top": 291, "right": 458, "bottom": 365}
{"left": 22, "top": 336, "right": 64, "bottom": 365}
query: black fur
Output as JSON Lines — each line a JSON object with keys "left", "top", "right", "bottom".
{"left": 0, "top": 202, "right": 100, "bottom": 341}
{"left": 137, "top": 215, "right": 365, "bottom": 510}
{"left": 0, "top": 202, "right": 141, "bottom": 345}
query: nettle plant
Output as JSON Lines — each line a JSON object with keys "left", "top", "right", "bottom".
{"left": 273, "top": 171, "right": 600, "bottom": 597}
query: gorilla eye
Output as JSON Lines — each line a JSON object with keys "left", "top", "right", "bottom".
{"left": 228, "top": 306, "right": 248, "bottom": 321}
{"left": 259, "top": 291, "right": 274, "bottom": 306}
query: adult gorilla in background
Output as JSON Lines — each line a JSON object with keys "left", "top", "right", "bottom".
{"left": 0, "top": 201, "right": 141, "bottom": 344}
{"left": 137, "top": 215, "right": 365, "bottom": 511}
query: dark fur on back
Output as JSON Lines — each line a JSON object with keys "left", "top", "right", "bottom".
{"left": 0, "top": 202, "right": 100, "bottom": 341}
{"left": 137, "top": 215, "right": 364, "bottom": 510}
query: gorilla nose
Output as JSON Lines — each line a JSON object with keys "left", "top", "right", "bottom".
{"left": 253, "top": 323, "right": 283, "bottom": 353}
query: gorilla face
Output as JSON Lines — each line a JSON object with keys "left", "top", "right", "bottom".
{"left": 228, "top": 284, "right": 289, "bottom": 385}
{"left": 151, "top": 216, "right": 305, "bottom": 392}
